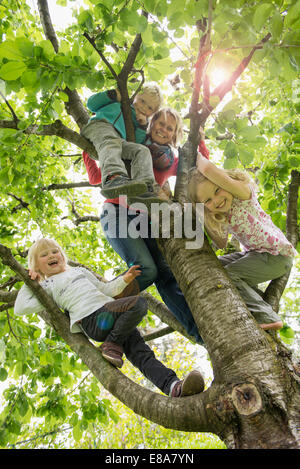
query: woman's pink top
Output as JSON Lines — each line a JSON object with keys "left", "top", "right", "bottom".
{"left": 228, "top": 187, "right": 295, "bottom": 258}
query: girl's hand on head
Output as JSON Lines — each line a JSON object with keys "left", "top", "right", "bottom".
{"left": 123, "top": 265, "right": 142, "bottom": 284}
{"left": 29, "top": 270, "right": 41, "bottom": 282}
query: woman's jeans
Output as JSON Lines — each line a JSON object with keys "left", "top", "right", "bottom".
{"left": 81, "top": 296, "right": 178, "bottom": 395}
{"left": 100, "top": 203, "right": 203, "bottom": 344}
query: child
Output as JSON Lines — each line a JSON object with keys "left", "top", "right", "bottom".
{"left": 81, "top": 83, "right": 166, "bottom": 203}
{"left": 187, "top": 154, "right": 296, "bottom": 331}
{"left": 83, "top": 108, "right": 208, "bottom": 344}
{"left": 14, "top": 238, "right": 205, "bottom": 398}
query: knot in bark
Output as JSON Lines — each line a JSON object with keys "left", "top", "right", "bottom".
{"left": 231, "top": 383, "right": 262, "bottom": 417}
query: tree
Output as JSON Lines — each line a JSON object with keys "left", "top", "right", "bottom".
{"left": 0, "top": 0, "right": 299, "bottom": 449}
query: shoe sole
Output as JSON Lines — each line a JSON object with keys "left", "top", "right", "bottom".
{"left": 128, "top": 195, "right": 167, "bottom": 206}
{"left": 102, "top": 352, "right": 123, "bottom": 368}
{"left": 180, "top": 371, "right": 205, "bottom": 396}
{"left": 101, "top": 182, "right": 147, "bottom": 198}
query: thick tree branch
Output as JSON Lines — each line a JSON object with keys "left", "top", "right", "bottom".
{"left": 0, "top": 119, "right": 96, "bottom": 157}
{"left": 83, "top": 17, "right": 144, "bottom": 143}
{"left": 198, "top": 33, "right": 272, "bottom": 127}
{"left": 143, "top": 326, "right": 174, "bottom": 342}
{"left": 83, "top": 33, "right": 118, "bottom": 80}
{"left": 0, "top": 91, "right": 19, "bottom": 123}
{"left": 37, "top": 0, "right": 59, "bottom": 52}
{"left": 0, "top": 242, "right": 223, "bottom": 434}
{"left": 43, "top": 181, "right": 97, "bottom": 191}
{"left": 37, "top": 0, "right": 89, "bottom": 129}
{"left": 263, "top": 170, "right": 299, "bottom": 310}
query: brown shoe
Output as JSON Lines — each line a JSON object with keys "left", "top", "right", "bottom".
{"left": 100, "top": 341, "right": 124, "bottom": 368}
{"left": 171, "top": 370, "right": 205, "bottom": 397}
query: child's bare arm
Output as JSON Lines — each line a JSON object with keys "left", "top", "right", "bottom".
{"left": 196, "top": 154, "right": 251, "bottom": 200}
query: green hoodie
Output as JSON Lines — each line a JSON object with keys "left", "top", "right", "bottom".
{"left": 87, "top": 90, "right": 147, "bottom": 144}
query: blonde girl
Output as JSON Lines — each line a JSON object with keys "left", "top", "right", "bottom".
{"left": 188, "top": 154, "right": 296, "bottom": 331}
{"left": 14, "top": 238, "right": 204, "bottom": 398}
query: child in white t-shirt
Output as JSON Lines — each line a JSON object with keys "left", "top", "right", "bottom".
{"left": 14, "top": 238, "right": 205, "bottom": 397}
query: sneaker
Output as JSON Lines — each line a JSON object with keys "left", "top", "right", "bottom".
{"left": 170, "top": 370, "right": 205, "bottom": 397}
{"left": 100, "top": 341, "right": 124, "bottom": 368}
{"left": 101, "top": 176, "right": 147, "bottom": 198}
{"left": 128, "top": 184, "right": 170, "bottom": 209}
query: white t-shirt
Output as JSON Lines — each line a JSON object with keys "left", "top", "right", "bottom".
{"left": 14, "top": 267, "right": 128, "bottom": 333}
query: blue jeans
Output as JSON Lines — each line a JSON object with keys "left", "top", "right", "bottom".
{"left": 100, "top": 203, "right": 203, "bottom": 344}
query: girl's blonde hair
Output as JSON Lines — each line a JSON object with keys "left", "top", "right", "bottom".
{"left": 187, "top": 167, "right": 253, "bottom": 237}
{"left": 148, "top": 107, "right": 183, "bottom": 146}
{"left": 28, "top": 238, "right": 67, "bottom": 279}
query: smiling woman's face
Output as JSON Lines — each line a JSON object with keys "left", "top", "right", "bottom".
{"left": 150, "top": 112, "right": 176, "bottom": 145}
{"left": 35, "top": 244, "right": 66, "bottom": 277}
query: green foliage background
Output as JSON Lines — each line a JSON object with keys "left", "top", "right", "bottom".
{"left": 0, "top": 0, "right": 299, "bottom": 448}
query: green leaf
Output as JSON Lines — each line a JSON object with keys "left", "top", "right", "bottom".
{"left": 238, "top": 148, "right": 254, "bottom": 165}
{"left": 17, "top": 393, "right": 29, "bottom": 417}
{"left": 0, "top": 167, "right": 10, "bottom": 185}
{"left": 136, "top": 15, "right": 148, "bottom": 33}
{"left": 224, "top": 141, "right": 238, "bottom": 158}
{"left": 78, "top": 10, "right": 94, "bottom": 31}
{"left": 120, "top": 9, "right": 140, "bottom": 27}
{"left": 58, "top": 91, "right": 69, "bottom": 102}
{"left": 148, "top": 66, "right": 162, "bottom": 81}
{"left": 279, "top": 325, "right": 295, "bottom": 344}
{"left": 0, "top": 367, "right": 8, "bottom": 381}
{"left": 238, "top": 126, "right": 260, "bottom": 141}
{"left": 153, "top": 58, "right": 174, "bottom": 74}
{"left": 0, "top": 61, "right": 27, "bottom": 80}
{"left": 38, "top": 40, "right": 55, "bottom": 59}
{"left": 270, "top": 12, "right": 283, "bottom": 40}
{"left": 253, "top": 3, "right": 274, "bottom": 31}
{"left": 21, "top": 70, "right": 39, "bottom": 88}
{"left": 15, "top": 37, "right": 34, "bottom": 58}
{"left": 0, "top": 41, "right": 23, "bottom": 60}
{"left": 285, "top": 0, "right": 300, "bottom": 28}
{"left": 224, "top": 156, "right": 238, "bottom": 169}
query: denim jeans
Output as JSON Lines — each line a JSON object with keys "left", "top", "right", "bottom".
{"left": 81, "top": 297, "right": 178, "bottom": 395}
{"left": 100, "top": 203, "right": 203, "bottom": 344}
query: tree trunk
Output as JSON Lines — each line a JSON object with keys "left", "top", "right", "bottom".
{"left": 156, "top": 233, "right": 300, "bottom": 448}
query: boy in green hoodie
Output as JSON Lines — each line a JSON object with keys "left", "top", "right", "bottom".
{"left": 82, "top": 83, "right": 165, "bottom": 201}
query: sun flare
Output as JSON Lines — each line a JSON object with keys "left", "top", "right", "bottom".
{"left": 208, "top": 67, "right": 230, "bottom": 89}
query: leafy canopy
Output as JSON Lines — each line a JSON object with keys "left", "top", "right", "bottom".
{"left": 0, "top": 0, "right": 299, "bottom": 448}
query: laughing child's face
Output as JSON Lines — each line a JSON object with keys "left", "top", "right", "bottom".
{"left": 196, "top": 180, "right": 233, "bottom": 214}
{"left": 35, "top": 243, "right": 66, "bottom": 277}
{"left": 133, "top": 92, "right": 160, "bottom": 124}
